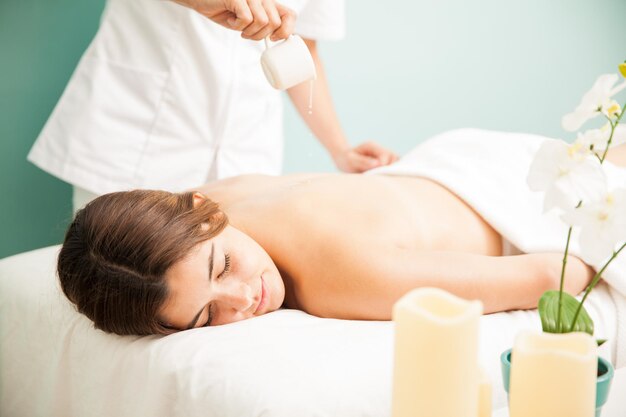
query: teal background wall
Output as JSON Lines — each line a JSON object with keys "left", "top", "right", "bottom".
{"left": 1, "top": 0, "right": 625, "bottom": 259}
{"left": 283, "top": 0, "right": 626, "bottom": 172}
{"left": 0, "top": 0, "right": 105, "bottom": 259}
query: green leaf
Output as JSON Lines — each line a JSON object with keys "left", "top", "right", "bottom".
{"left": 597, "top": 339, "right": 607, "bottom": 347}
{"left": 538, "top": 290, "right": 594, "bottom": 335}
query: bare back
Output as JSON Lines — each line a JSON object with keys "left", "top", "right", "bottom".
{"left": 195, "top": 143, "right": 626, "bottom": 318}
{"left": 207, "top": 173, "right": 502, "bottom": 253}
{"left": 197, "top": 173, "right": 503, "bottom": 313}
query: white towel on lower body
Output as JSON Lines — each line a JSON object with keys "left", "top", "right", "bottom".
{"left": 369, "top": 128, "right": 626, "bottom": 366}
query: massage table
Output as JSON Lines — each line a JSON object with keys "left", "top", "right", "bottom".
{"left": 1, "top": 244, "right": 624, "bottom": 416}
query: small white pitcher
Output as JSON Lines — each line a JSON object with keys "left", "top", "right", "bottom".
{"left": 260, "top": 34, "right": 317, "bottom": 90}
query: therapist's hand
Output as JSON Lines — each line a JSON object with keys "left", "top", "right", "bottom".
{"left": 332, "top": 142, "right": 399, "bottom": 173}
{"left": 174, "top": 0, "right": 296, "bottom": 41}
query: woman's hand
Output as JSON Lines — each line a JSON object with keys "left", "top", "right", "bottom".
{"left": 332, "top": 142, "right": 399, "bottom": 173}
{"left": 173, "top": 0, "right": 296, "bottom": 41}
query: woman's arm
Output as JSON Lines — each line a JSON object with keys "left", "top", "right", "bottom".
{"left": 298, "top": 250, "right": 594, "bottom": 319}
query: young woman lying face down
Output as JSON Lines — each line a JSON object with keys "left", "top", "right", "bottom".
{"left": 57, "top": 172, "right": 598, "bottom": 336}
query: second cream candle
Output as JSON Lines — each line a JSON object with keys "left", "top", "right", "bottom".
{"left": 391, "top": 287, "right": 483, "bottom": 417}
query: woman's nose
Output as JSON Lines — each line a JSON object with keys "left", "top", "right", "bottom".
{"left": 215, "top": 282, "right": 254, "bottom": 312}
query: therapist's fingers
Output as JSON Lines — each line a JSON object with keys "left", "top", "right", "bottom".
{"left": 241, "top": 0, "right": 271, "bottom": 40}
{"left": 187, "top": 0, "right": 292, "bottom": 40}
{"left": 245, "top": 0, "right": 282, "bottom": 40}
{"left": 243, "top": 0, "right": 285, "bottom": 41}
{"left": 270, "top": 3, "right": 296, "bottom": 41}
{"left": 241, "top": 7, "right": 280, "bottom": 41}
{"left": 222, "top": 0, "right": 254, "bottom": 31}
{"left": 377, "top": 150, "right": 399, "bottom": 166}
{"left": 334, "top": 149, "right": 380, "bottom": 173}
{"left": 348, "top": 152, "right": 381, "bottom": 173}
{"left": 353, "top": 141, "right": 399, "bottom": 167}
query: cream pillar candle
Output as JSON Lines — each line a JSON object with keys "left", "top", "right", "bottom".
{"left": 478, "top": 369, "right": 492, "bottom": 417}
{"left": 391, "top": 287, "right": 483, "bottom": 417}
{"left": 509, "top": 331, "right": 597, "bottom": 417}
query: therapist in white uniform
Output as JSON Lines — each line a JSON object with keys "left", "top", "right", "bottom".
{"left": 28, "top": 0, "right": 398, "bottom": 212}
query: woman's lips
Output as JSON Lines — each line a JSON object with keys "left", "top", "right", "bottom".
{"left": 255, "top": 276, "right": 268, "bottom": 314}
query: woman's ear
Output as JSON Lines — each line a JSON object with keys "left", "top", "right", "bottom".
{"left": 192, "top": 192, "right": 207, "bottom": 208}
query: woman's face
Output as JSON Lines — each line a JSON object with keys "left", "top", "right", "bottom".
{"left": 159, "top": 224, "right": 285, "bottom": 330}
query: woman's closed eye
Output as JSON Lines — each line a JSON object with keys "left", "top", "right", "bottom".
{"left": 202, "top": 305, "right": 213, "bottom": 327}
{"left": 203, "top": 254, "right": 231, "bottom": 327}
{"left": 219, "top": 253, "right": 231, "bottom": 279}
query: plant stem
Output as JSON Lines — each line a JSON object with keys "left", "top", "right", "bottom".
{"left": 600, "top": 101, "right": 626, "bottom": 163}
{"left": 569, "top": 242, "right": 626, "bottom": 332}
{"left": 557, "top": 226, "right": 574, "bottom": 332}
{"left": 594, "top": 153, "right": 603, "bottom": 163}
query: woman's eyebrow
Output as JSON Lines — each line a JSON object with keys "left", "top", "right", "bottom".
{"left": 208, "top": 241, "right": 215, "bottom": 281}
{"left": 185, "top": 242, "right": 215, "bottom": 330}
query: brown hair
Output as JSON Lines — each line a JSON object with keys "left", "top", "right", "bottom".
{"left": 57, "top": 190, "right": 228, "bottom": 336}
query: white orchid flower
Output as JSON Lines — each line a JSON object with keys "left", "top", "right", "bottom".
{"left": 562, "top": 74, "right": 626, "bottom": 132}
{"left": 562, "top": 189, "right": 626, "bottom": 264}
{"left": 575, "top": 124, "right": 626, "bottom": 155}
{"left": 527, "top": 139, "right": 607, "bottom": 212}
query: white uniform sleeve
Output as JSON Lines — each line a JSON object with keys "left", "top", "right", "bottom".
{"left": 294, "top": 0, "right": 346, "bottom": 41}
